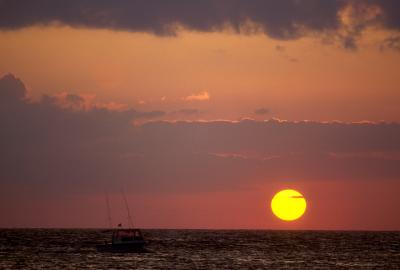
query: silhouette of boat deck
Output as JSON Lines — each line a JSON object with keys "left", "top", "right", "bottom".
{"left": 96, "top": 228, "right": 146, "bottom": 252}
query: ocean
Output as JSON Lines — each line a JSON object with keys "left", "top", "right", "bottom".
{"left": 0, "top": 229, "right": 399, "bottom": 269}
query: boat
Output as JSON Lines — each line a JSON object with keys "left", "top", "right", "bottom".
{"left": 96, "top": 228, "right": 147, "bottom": 252}
{"left": 96, "top": 190, "right": 147, "bottom": 252}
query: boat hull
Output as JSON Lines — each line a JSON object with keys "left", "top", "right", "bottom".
{"left": 96, "top": 241, "right": 147, "bottom": 253}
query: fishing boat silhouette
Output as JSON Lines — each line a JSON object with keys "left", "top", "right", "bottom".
{"left": 96, "top": 190, "right": 147, "bottom": 252}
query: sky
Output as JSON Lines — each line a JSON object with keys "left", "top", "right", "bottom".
{"left": 0, "top": 0, "right": 400, "bottom": 230}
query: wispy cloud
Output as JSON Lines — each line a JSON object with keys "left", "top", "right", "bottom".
{"left": 380, "top": 35, "right": 400, "bottom": 51}
{"left": 44, "top": 92, "right": 129, "bottom": 111}
{"left": 184, "top": 91, "right": 210, "bottom": 101}
{"left": 275, "top": 45, "right": 299, "bottom": 62}
{"left": 173, "top": 108, "right": 201, "bottom": 115}
{"left": 254, "top": 108, "right": 270, "bottom": 115}
{"left": 289, "top": 195, "right": 304, "bottom": 199}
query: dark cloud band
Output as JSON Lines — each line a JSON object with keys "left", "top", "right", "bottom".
{"left": 0, "top": 0, "right": 399, "bottom": 43}
{"left": 1, "top": 74, "right": 400, "bottom": 198}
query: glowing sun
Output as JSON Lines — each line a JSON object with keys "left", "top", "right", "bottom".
{"left": 271, "top": 189, "right": 307, "bottom": 221}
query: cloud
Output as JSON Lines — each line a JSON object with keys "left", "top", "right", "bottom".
{"left": 275, "top": 45, "right": 299, "bottom": 62}
{"left": 289, "top": 195, "right": 304, "bottom": 199}
{"left": 0, "top": 75, "right": 165, "bottom": 195}
{"left": 1, "top": 74, "right": 400, "bottom": 207}
{"left": 254, "top": 108, "right": 270, "bottom": 115}
{"left": 1, "top": 1, "right": 399, "bottom": 48}
{"left": 275, "top": 45, "right": 286, "bottom": 52}
{"left": 166, "top": 108, "right": 203, "bottom": 122}
{"left": 41, "top": 92, "right": 131, "bottom": 111}
{"left": 380, "top": 35, "right": 400, "bottom": 51}
{"left": 174, "top": 108, "right": 201, "bottom": 115}
{"left": 0, "top": 73, "right": 27, "bottom": 105}
{"left": 184, "top": 91, "right": 210, "bottom": 101}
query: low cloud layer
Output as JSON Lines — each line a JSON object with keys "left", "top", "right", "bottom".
{"left": 0, "top": 1, "right": 400, "bottom": 48}
{"left": 1, "top": 74, "right": 399, "bottom": 201}
{"left": 0, "top": 74, "right": 165, "bottom": 193}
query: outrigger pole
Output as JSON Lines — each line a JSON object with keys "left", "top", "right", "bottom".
{"left": 122, "top": 188, "right": 134, "bottom": 228}
{"left": 105, "top": 191, "right": 113, "bottom": 229}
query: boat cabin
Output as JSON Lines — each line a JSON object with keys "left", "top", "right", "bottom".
{"left": 111, "top": 229, "right": 144, "bottom": 244}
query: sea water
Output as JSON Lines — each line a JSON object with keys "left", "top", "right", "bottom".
{"left": 1, "top": 229, "right": 399, "bottom": 269}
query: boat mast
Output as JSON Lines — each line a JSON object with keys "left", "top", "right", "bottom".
{"left": 105, "top": 192, "right": 113, "bottom": 228}
{"left": 122, "top": 188, "right": 134, "bottom": 228}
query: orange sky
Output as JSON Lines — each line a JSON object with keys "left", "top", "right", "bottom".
{"left": 1, "top": 26, "right": 400, "bottom": 122}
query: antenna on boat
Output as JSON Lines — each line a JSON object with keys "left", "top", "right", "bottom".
{"left": 105, "top": 191, "right": 113, "bottom": 229}
{"left": 121, "top": 188, "right": 134, "bottom": 228}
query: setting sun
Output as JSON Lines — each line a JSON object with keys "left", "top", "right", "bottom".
{"left": 271, "top": 189, "right": 307, "bottom": 221}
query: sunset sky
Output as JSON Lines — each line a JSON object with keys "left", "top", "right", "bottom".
{"left": 1, "top": 0, "right": 400, "bottom": 230}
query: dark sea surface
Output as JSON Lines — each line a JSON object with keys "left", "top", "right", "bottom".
{"left": 0, "top": 229, "right": 399, "bottom": 269}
